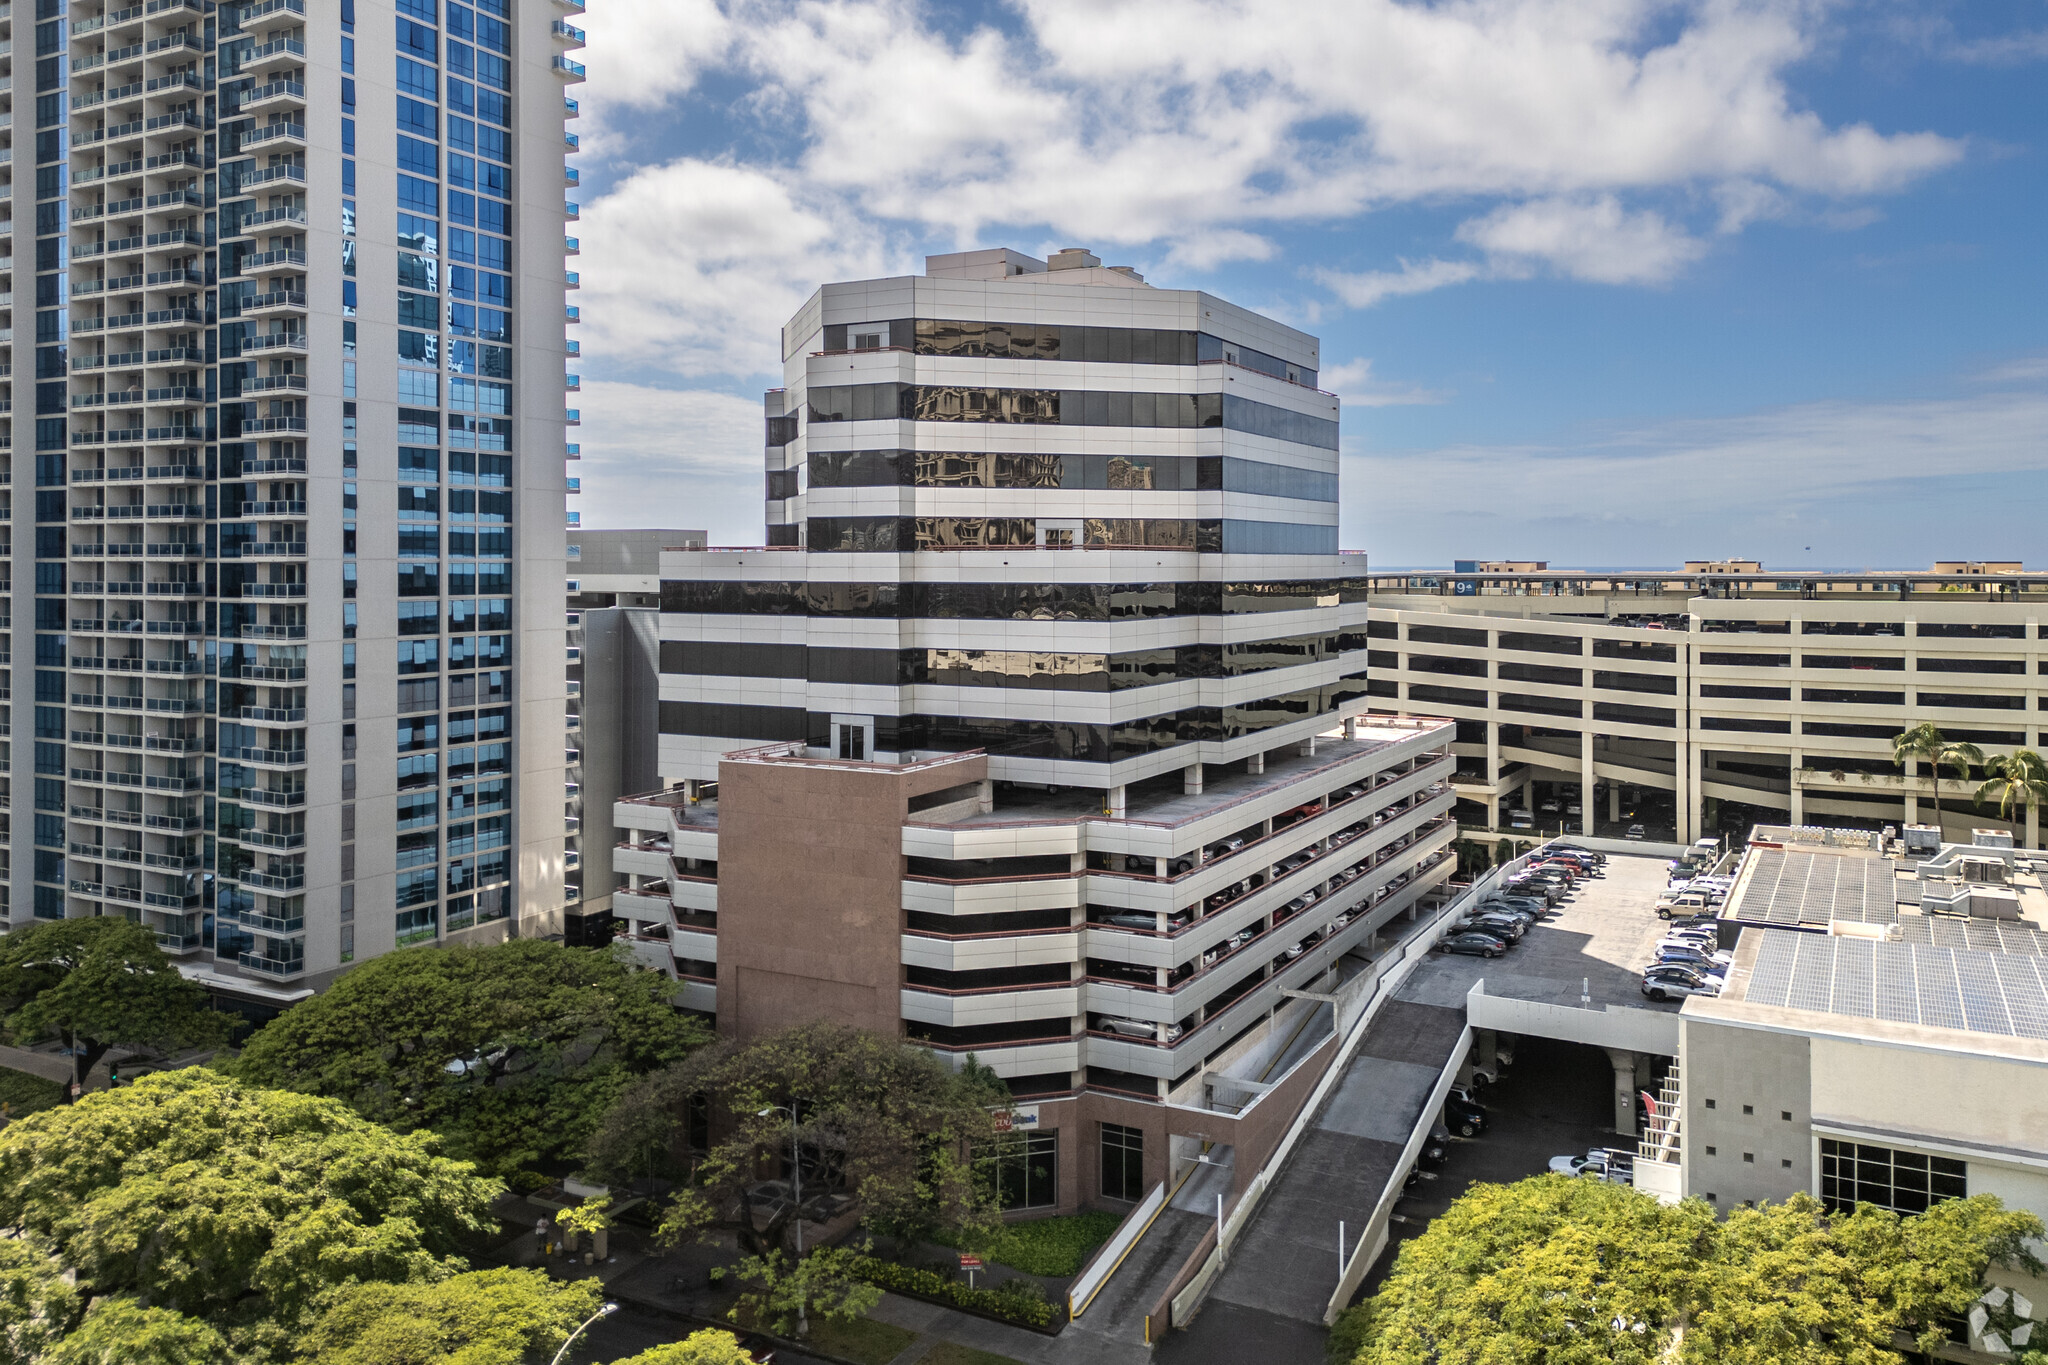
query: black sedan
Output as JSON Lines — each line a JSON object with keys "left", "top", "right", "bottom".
{"left": 1440, "top": 930, "right": 1509, "bottom": 958}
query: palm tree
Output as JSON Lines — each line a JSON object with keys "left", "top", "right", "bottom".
{"left": 1892, "top": 722, "right": 1984, "bottom": 836}
{"left": 1976, "top": 750, "right": 2048, "bottom": 847}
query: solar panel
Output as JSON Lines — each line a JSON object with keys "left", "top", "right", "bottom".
{"left": 1914, "top": 949, "right": 1969, "bottom": 1032}
{"left": 1831, "top": 938, "right": 1875, "bottom": 1018}
{"left": 1953, "top": 951, "right": 2014, "bottom": 1035}
{"left": 1872, "top": 940, "right": 1920, "bottom": 1025}
{"left": 1992, "top": 956, "right": 2048, "bottom": 1041}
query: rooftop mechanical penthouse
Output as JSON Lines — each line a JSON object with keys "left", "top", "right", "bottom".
{"left": 613, "top": 248, "right": 1459, "bottom": 1216}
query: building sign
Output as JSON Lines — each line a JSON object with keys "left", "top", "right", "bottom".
{"left": 991, "top": 1105, "right": 1040, "bottom": 1132}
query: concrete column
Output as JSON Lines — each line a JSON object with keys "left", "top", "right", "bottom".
{"left": 1298, "top": 736, "right": 1318, "bottom": 759}
{"left": 1247, "top": 751, "right": 1265, "bottom": 775}
{"left": 977, "top": 779, "right": 995, "bottom": 814}
{"left": 1486, "top": 721, "right": 1500, "bottom": 784}
{"left": 1787, "top": 752, "right": 1803, "bottom": 827}
{"left": 683, "top": 778, "right": 701, "bottom": 803}
{"left": 1107, "top": 784, "right": 1128, "bottom": 819}
{"left": 1184, "top": 764, "right": 1204, "bottom": 796}
{"left": 1604, "top": 1048, "right": 1639, "bottom": 1138}
{"left": 1904, "top": 758, "right": 1918, "bottom": 826}
{"left": 1580, "top": 730, "right": 1597, "bottom": 837}
{"left": 1487, "top": 793, "right": 1501, "bottom": 831}
{"left": 1608, "top": 782, "right": 1621, "bottom": 823}
{"left": 1475, "top": 1029, "right": 1498, "bottom": 1072}
{"left": 1679, "top": 745, "right": 1702, "bottom": 844}
{"left": 1343, "top": 716, "right": 1358, "bottom": 741}
{"left": 1154, "top": 858, "right": 1169, "bottom": 879}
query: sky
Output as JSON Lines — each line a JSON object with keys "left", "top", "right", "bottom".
{"left": 565, "top": 0, "right": 2048, "bottom": 570}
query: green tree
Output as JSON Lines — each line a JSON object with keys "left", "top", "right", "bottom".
{"left": 0, "top": 1070, "right": 502, "bottom": 1359}
{"left": 1975, "top": 750, "right": 2048, "bottom": 839}
{"left": 727, "top": 1247, "right": 882, "bottom": 1340}
{"left": 45, "top": 1298, "right": 233, "bottom": 1365}
{"left": 0, "top": 918, "right": 231, "bottom": 1098}
{"left": 294, "top": 1268, "right": 603, "bottom": 1365}
{"left": 0, "top": 1235, "right": 82, "bottom": 1361}
{"left": 1893, "top": 722, "right": 1985, "bottom": 834}
{"left": 229, "top": 938, "right": 709, "bottom": 1173}
{"left": 606, "top": 1331, "right": 760, "bottom": 1365}
{"left": 591, "top": 1022, "right": 1010, "bottom": 1258}
{"left": 1333, "top": 1175, "right": 2044, "bottom": 1365}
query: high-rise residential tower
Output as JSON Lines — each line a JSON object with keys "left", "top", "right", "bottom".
{"left": 1, "top": 0, "right": 573, "bottom": 1004}
{"left": 615, "top": 249, "right": 1457, "bottom": 1213}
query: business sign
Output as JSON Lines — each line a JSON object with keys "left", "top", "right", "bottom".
{"left": 958, "top": 1255, "right": 983, "bottom": 1270}
{"left": 990, "top": 1105, "right": 1040, "bottom": 1133}
{"left": 1453, "top": 559, "right": 1477, "bottom": 595}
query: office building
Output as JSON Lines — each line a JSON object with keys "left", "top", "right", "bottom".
{"left": 0, "top": 0, "right": 575, "bottom": 1002}
{"left": 1366, "top": 564, "right": 2048, "bottom": 847}
{"left": 612, "top": 247, "right": 1460, "bottom": 1213}
{"left": 564, "top": 528, "right": 698, "bottom": 933}
{"left": 1635, "top": 825, "right": 2048, "bottom": 1353}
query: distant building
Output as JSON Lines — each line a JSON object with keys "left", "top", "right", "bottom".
{"left": 1366, "top": 563, "right": 2048, "bottom": 846}
{"left": 565, "top": 531, "right": 702, "bottom": 937}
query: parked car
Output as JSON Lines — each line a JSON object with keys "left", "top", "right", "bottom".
{"left": 1441, "top": 931, "right": 1509, "bottom": 959}
{"left": 1549, "top": 1150, "right": 1634, "bottom": 1183}
{"left": 1097, "top": 1017, "right": 1158, "bottom": 1038}
{"left": 1547, "top": 841, "right": 1607, "bottom": 864}
{"left": 1625, "top": 824, "right": 1648, "bottom": 840}
{"left": 1641, "top": 966, "right": 1719, "bottom": 1002}
{"left": 1444, "top": 1093, "right": 1489, "bottom": 1137}
{"left": 1420, "top": 1126, "right": 1453, "bottom": 1165}
{"left": 1652, "top": 946, "right": 1729, "bottom": 976}
{"left": 1099, "top": 911, "right": 1160, "bottom": 931}
{"left": 1476, "top": 902, "right": 1540, "bottom": 925}
{"left": 1456, "top": 914, "right": 1525, "bottom": 942}
{"left": 733, "top": 1333, "right": 781, "bottom": 1364}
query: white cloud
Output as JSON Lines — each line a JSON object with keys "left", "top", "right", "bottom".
{"left": 1351, "top": 385, "right": 2048, "bottom": 565}
{"left": 1455, "top": 195, "right": 1707, "bottom": 285}
{"left": 576, "top": 158, "right": 903, "bottom": 379}
{"left": 571, "top": 0, "right": 1966, "bottom": 345}
{"left": 572, "top": 380, "right": 767, "bottom": 543}
{"left": 1320, "top": 358, "right": 1448, "bottom": 408}
{"left": 1315, "top": 258, "right": 1485, "bottom": 309}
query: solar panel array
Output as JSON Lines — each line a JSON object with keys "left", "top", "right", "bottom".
{"left": 1892, "top": 914, "right": 2048, "bottom": 956}
{"left": 1731, "top": 850, "right": 1898, "bottom": 926}
{"left": 1741, "top": 931, "right": 2048, "bottom": 1040}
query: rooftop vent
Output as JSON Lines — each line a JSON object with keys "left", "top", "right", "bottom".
{"left": 1048, "top": 247, "right": 1101, "bottom": 271}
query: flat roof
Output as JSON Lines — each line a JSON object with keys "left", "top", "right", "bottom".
{"left": 919, "top": 720, "right": 1450, "bottom": 831}
{"left": 1737, "top": 930, "right": 2048, "bottom": 1041}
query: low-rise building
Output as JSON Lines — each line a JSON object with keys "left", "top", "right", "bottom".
{"left": 1366, "top": 563, "right": 2048, "bottom": 845}
{"left": 1640, "top": 825, "right": 2048, "bottom": 1355}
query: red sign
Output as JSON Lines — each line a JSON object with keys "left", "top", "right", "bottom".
{"left": 958, "top": 1255, "right": 982, "bottom": 1269}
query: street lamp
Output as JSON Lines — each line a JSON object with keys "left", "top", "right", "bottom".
{"left": 759, "top": 1103, "right": 806, "bottom": 1337}
{"left": 547, "top": 1302, "right": 618, "bottom": 1365}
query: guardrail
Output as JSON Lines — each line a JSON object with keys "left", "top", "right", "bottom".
{"left": 1322, "top": 1025, "right": 1473, "bottom": 1321}
{"left": 1161, "top": 844, "right": 1558, "bottom": 1332}
{"left": 1067, "top": 1180, "right": 1165, "bottom": 1318}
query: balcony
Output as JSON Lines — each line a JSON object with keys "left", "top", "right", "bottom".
{"left": 238, "top": 952, "right": 305, "bottom": 978}
{"left": 552, "top": 55, "right": 586, "bottom": 80}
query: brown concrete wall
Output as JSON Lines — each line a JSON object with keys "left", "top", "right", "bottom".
{"left": 714, "top": 754, "right": 985, "bottom": 1042}
{"left": 1017, "top": 1027, "right": 1342, "bottom": 1216}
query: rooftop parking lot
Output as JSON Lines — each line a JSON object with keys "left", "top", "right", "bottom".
{"left": 1399, "top": 851, "right": 1688, "bottom": 1014}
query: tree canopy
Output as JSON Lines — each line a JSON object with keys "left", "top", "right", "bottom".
{"left": 0, "top": 1070, "right": 502, "bottom": 1360}
{"left": 228, "top": 938, "right": 710, "bottom": 1173}
{"left": 0, "top": 917, "right": 230, "bottom": 1094}
{"left": 294, "top": 1268, "right": 603, "bottom": 1365}
{"left": 44, "top": 1298, "right": 232, "bottom": 1365}
{"left": 587, "top": 1021, "right": 1011, "bottom": 1257}
{"left": 605, "top": 1331, "right": 760, "bottom": 1364}
{"left": 1333, "top": 1175, "right": 2045, "bottom": 1365}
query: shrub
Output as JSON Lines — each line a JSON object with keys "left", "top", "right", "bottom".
{"left": 936, "top": 1211, "right": 1122, "bottom": 1278}
{"left": 845, "top": 1256, "right": 1059, "bottom": 1330}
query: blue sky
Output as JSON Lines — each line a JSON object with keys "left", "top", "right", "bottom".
{"left": 567, "top": 0, "right": 2048, "bottom": 569}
